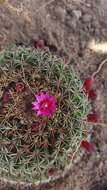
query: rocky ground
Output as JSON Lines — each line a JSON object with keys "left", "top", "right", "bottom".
{"left": 0, "top": 0, "right": 107, "bottom": 189}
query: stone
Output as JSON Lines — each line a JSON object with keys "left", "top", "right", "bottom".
{"left": 66, "top": 15, "right": 77, "bottom": 30}
{"left": 72, "top": 9, "right": 82, "bottom": 20}
{"left": 54, "top": 7, "right": 66, "bottom": 22}
{"left": 82, "top": 14, "right": 92, "bottom": 22}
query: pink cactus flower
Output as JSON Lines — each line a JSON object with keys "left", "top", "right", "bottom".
{"left": 32, "top": 92, "right": 57, "bottom": 117}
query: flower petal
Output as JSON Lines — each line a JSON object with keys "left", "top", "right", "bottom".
{"left": 37, "top": 110, "right": 42, "bottom": 116}
{"left": 32, "top": 102, "right": 39, "bottom": 110}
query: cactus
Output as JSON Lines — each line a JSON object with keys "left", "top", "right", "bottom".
{"left": 0, "top": 46, "right": 90, "bottom": 183}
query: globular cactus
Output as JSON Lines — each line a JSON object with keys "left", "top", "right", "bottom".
{"left": 0, "top": 46, "right": 90, "bottom": 185}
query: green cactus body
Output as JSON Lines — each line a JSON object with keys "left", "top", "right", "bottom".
{"left": 0, "top": 46, "right": 90, "bottom": 184}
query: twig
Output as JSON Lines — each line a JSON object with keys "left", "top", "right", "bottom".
{"left": 35, "top": 0, "right": 56, "bottom": 14}
{"left": 92, "top": 58, "right": 107, "bottom": 78}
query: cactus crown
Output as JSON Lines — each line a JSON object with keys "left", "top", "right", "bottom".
{"left": 0, "top": 46, "right": 89, "bottom": 182}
